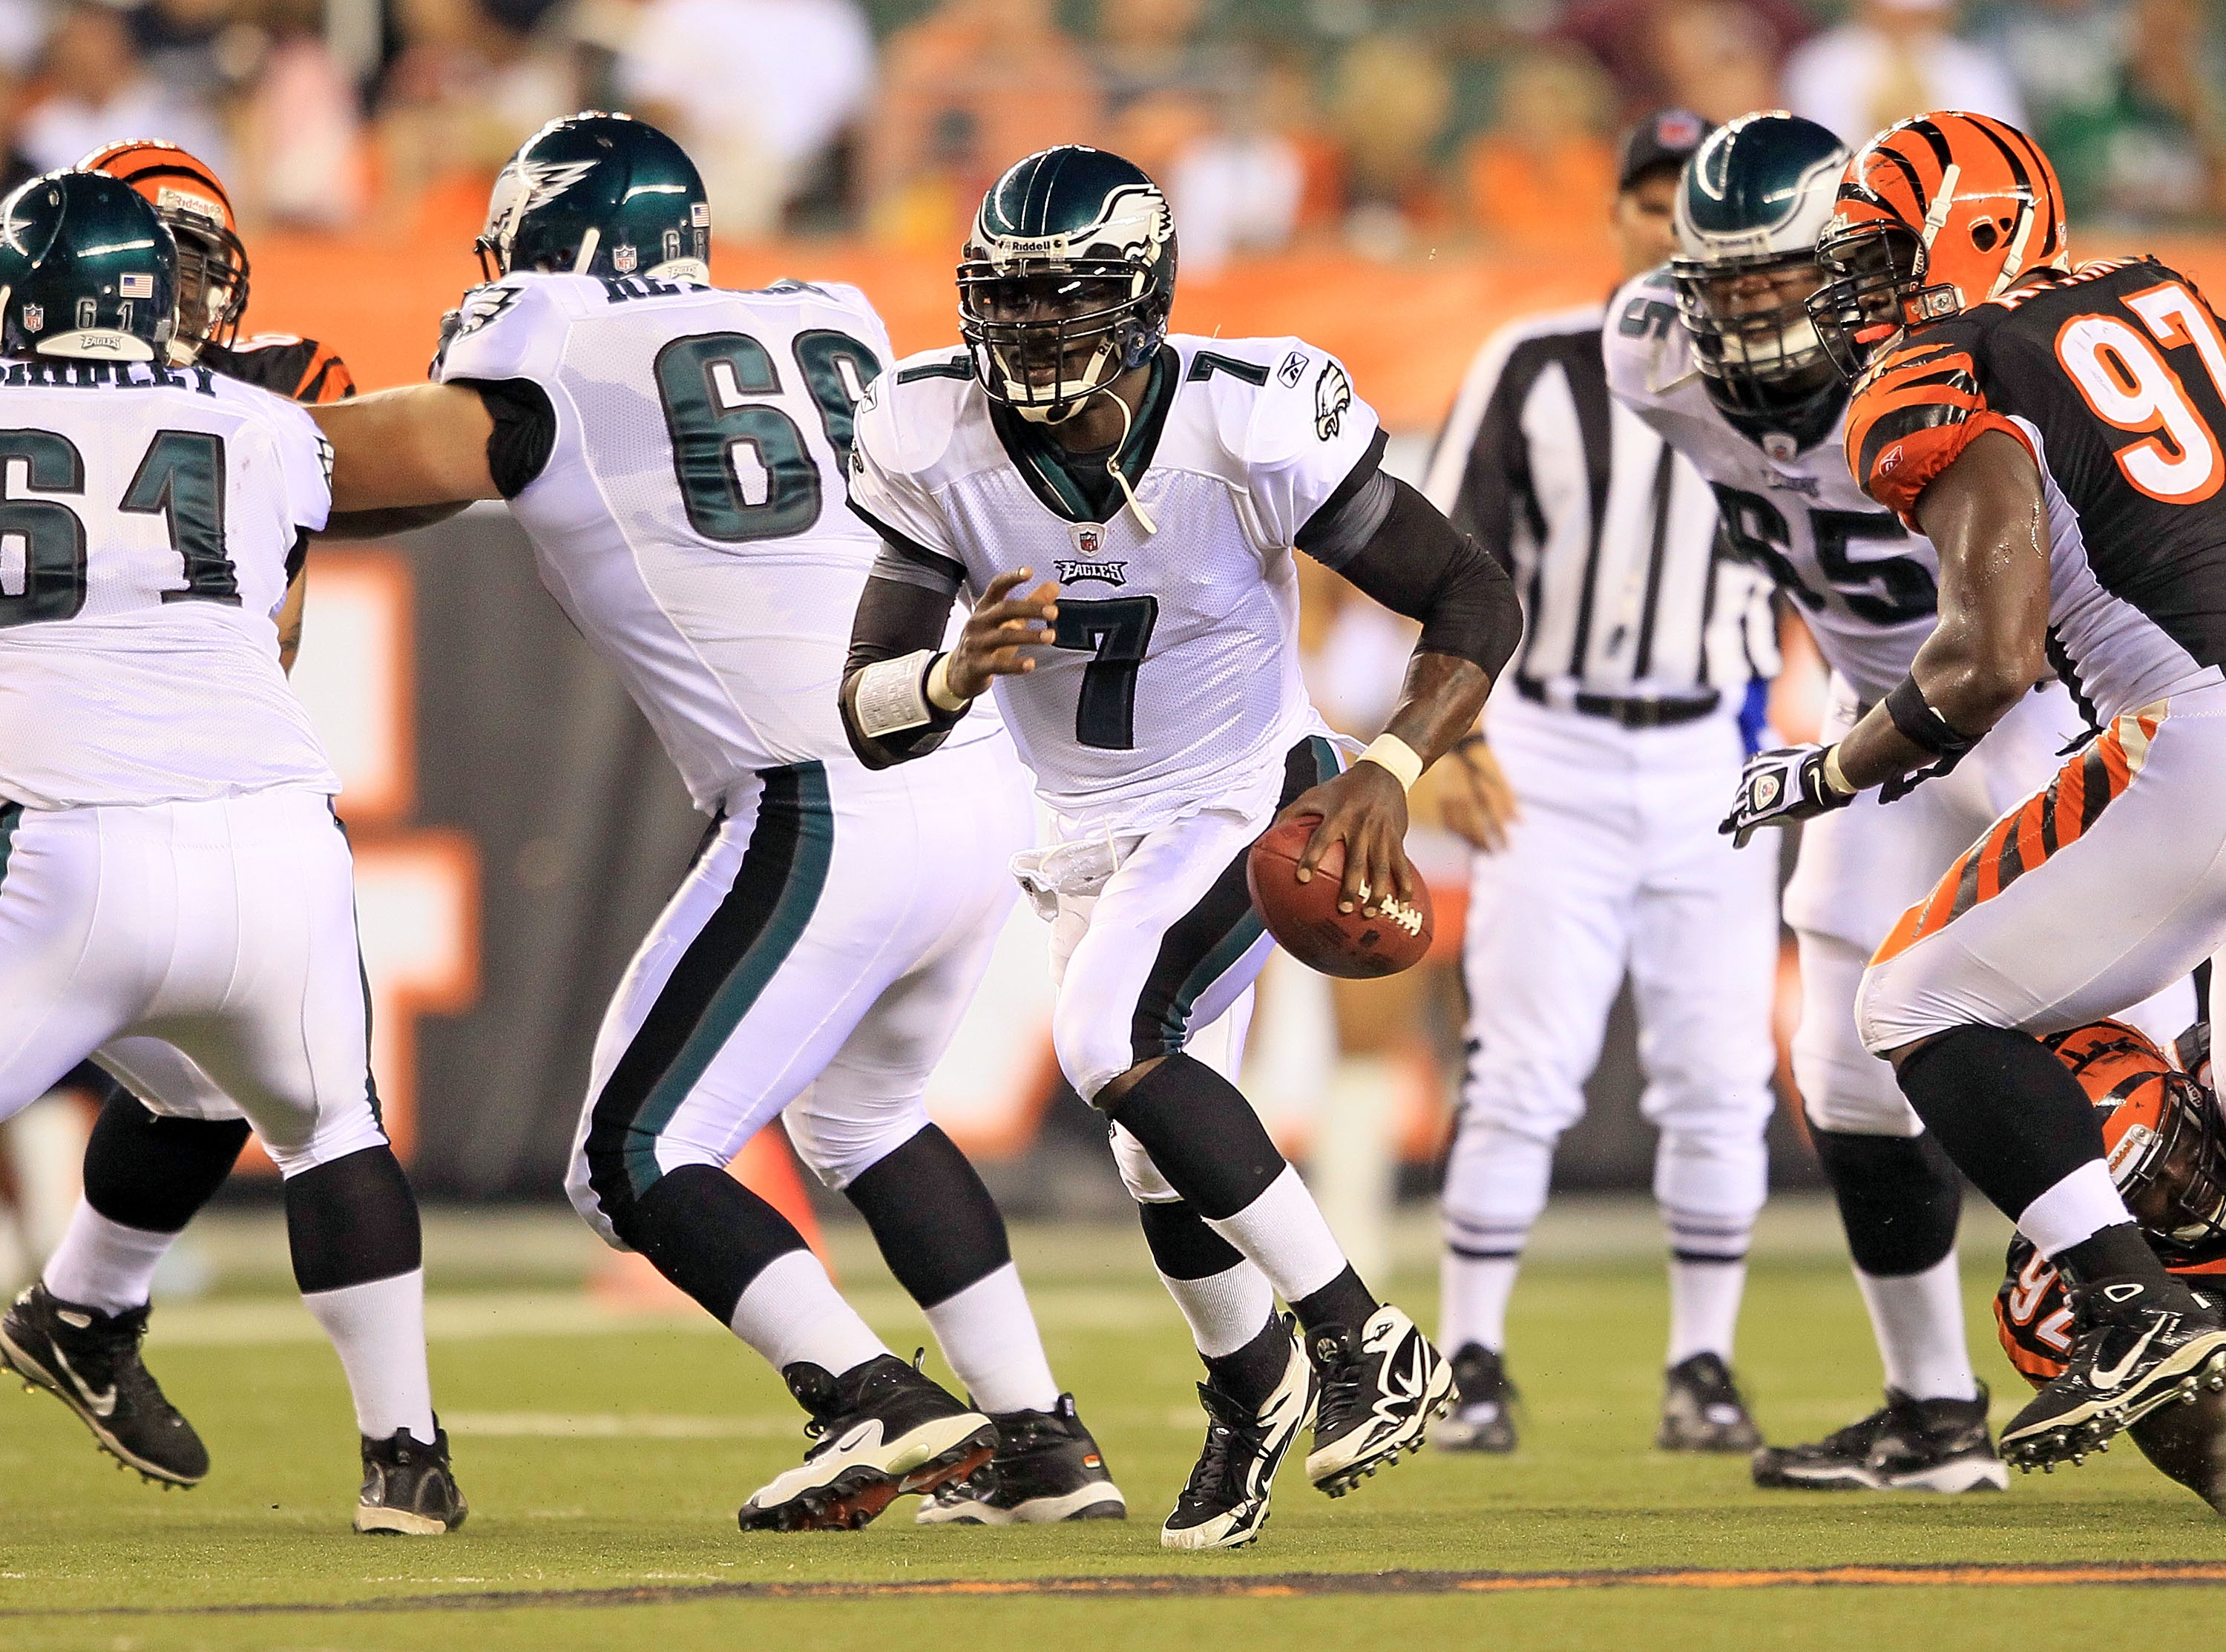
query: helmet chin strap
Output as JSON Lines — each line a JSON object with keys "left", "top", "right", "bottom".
{"left": 1093, "top": 380, "right": 1158, "bottom": 536}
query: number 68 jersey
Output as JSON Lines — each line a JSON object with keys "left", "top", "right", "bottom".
{"left": 433, "top": 272, "right": 992, "bottom": 812}
{"left": 0, "top": 362, "right": 336, "bottom": 810}
{"left": 1604, "top": 269, "right": 1940, "bottom": 705}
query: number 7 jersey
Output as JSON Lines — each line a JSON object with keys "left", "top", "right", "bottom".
{"left": 0, "top": 362, "right": 335, "bottom": 809}
{"left": 847, "top": 335, "right": 1374, "bottom": 832}
{"left": 1604, "top": 268, "right": 1940, "bottom": 704}
{"left": 432, "top": 272, "right": 978, "bottom": 811}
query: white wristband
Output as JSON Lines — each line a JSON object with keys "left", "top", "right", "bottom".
{"left": 1357, "top": 734, "right": 1425, "bottom": 793}
{"left": 853, "top": 649, "right": 936, "bottom": 738}
{"left": 925, "top": 651, "right": 971, "bottom": 713}
{"left": 1822, "top": 744, "right": 1856, "bottom": 797}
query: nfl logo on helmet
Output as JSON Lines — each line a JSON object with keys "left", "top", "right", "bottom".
{"left": 21, "top": 303, "right": 41, "bottom": 333}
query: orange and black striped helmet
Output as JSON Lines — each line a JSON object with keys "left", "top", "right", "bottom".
{"left": 2044, "top": 1019, "right": 2226, "bottom": 1254}
{"left": 1807, "top": 111, "right": 2069, "bottom": 377}
{"left": 77, "top": 139, "right": 249, "bottom": 355}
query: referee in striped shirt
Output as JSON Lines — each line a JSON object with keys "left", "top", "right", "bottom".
{"left": 1422, "top": 111, "right": 1783, "bottom": 1458}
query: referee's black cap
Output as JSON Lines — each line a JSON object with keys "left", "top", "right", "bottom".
{"left": 1617, "top": 109, "right": 1714, "bottom": 192}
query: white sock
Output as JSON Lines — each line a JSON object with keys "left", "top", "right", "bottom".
{"left": 42, "top": 1202, "right": 176, "bottom": 1315}
{"left": 2020, "top": 1159, "right": 2134, "bottom": 1258}
{"left": 1439, "top": 1251, "right": 1520, "bottom": 1355}
{"left": 1666, "top": 1257, "right": 1747, "bottom": 1366}
{"left": 299, "top": 1269, "right": 436, "bottom": 1442}
{"left": 1160, "top": 1257, "right": 1277, "bottom": 1358}
{"left": 729, "top": 1248, "right": 887, "bottom": 1377}
{"left": 1203, "top": 1164, "right": 1351, "bottom": 1305}
{"left": 1855, "top": 1253, "right": 1977, "bottom": 1401}
{"left": 922, "top": 1261, "right": 1060, "bottom": 1415}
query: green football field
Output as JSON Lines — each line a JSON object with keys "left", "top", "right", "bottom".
{"left": 3, "top": 1199, "right": 2223, "bottom": 1650}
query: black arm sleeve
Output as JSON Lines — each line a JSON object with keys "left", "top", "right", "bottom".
{"left": 454, "top": 377, "right": 556, "bottom": 498}
{"left": 838, "top": 534, "right": 971, "bottom": 769}
{"left": 1298, "top": 473, "right": 1523, "bottom": 679}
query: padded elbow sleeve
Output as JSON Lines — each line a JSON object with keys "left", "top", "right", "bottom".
{"left": 839, "top": 559, "right": 968, "bottom": 769}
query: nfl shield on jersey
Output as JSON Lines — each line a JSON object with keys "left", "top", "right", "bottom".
{"left": 433, "top": 271, "right": 999, "bottom": 813}
{"left": 0, "top": 361, "right": 335, "bottom": 809}
{"left": 847, "top": 332, "right": 1373, "bottom": 831}
{"left": 1604, "top": 267, "right": 1939, "bottom": 705}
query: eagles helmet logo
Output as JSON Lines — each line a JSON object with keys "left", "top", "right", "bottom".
{"left": 481, "top": 158, "right": 599, "bottom": 260}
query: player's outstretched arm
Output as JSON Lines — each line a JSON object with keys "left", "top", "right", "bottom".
{"left": 1834, "top": 430, "right": 2052, "bottom": 790}
{"left": 311, "top": 385, "right": 507, "bottom": 514}
{"left": 1278, "top": 473, "right": 1521, "bottom": 916}
{"left": 836, "top": 544, "right": 1037, "bottom": 769}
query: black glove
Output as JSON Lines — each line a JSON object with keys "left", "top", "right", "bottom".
{"left": 1721, "top": 744, "right": 1855, "bottom": 848}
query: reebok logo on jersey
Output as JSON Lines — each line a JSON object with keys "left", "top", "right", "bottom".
{"left": 1278, "top": 349, "right": 1308, "bottom": 387}
{"left": 1879, "top": 444, "right": 1905, "bottom": 475}
{"left": 1056, "top": 559, "right": 1127, "bottom": 587}
{"left": 1315, "top": 361, "right": 1352, "bottom": 441}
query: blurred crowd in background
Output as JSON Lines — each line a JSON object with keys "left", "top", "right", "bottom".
{"left": 0, "top": 0, "right": 2210, "bottom": 275}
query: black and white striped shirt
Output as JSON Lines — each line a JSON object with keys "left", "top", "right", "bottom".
{"left": 1424, "top": 303, "right": 1774, "bottom": 706}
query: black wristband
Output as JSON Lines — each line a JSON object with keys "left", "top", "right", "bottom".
{"left": 1884, "top": 676, "right": 1977, "bottom": 759}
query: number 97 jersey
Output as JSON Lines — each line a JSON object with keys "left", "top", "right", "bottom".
{"left": 1604, "top": 269, "right": 1940, "bottom": 705}
{"left": 0, "top": 363, "right": 336, "bottom": 809}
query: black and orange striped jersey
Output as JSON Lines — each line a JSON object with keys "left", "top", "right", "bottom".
{"left": 200, "top": 332, "right": 355, "bottom": 405}
{"left": 1846, "top": 257, "right": 2226, "bottom": 728}
{"left": 1998, "top": 1234, "right": 2226, "bottom": 1388}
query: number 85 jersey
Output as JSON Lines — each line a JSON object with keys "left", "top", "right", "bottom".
{"left": 847, "top": 335, "right": 1374, "bottom": 832}
{"left": 0, "top": 363, "right": 335, "bottom": 809}
{"left": 433, "top": 272, "right": 973, "bottom": 810}
{"left": 1605, "top": 269, "right": 1939, "bottom": 705}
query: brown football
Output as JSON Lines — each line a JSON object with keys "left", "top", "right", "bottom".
{"left": 1245, "top": 816, "right": 1434, "bottom": 979}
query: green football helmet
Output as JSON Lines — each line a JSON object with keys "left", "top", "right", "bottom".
{"left": 0, "top": 169, "right": 177, "bottom": 363}
{"left": 475, "top": 111, "right": 710, "bottom": 284}
{"left": 1670, "top": 111, "right": 1849, "bottom": 449}
{"left": 958, "top": 145, "right": 1177, "bottom": 421}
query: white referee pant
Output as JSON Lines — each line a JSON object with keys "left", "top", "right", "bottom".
{"left": 1443, "top": 693, "right": 1779, "bottom": 1263}
{"left": 566, "top": 734, "right": 1033, "bottom": 1247}
{"left": 1786, "top": 676, "right": 2193, "bottom": 1137}
{"left": 0, "top": 787, "right": 388, "bottom": 1175}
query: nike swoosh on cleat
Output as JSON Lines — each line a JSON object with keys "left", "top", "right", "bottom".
{"left": 2090, "top": 1322, "right": 2164, "bottom": 1394}
{"left": 50, "top": 1347, "right": 116, "bottom": 1418}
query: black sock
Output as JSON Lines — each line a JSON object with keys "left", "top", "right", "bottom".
{"left": 1810, "top": 1127, "right": 1962, "bottom": 1277}
{"left": 2056, "top": 1222, "right": 2176, "bottom": 1289}
{"left": 622, "top": 1163, "right": 810, "bottom": 1324}
{"left": 1100, "top": 1053, "right": 1287, "bottom": 1220}
{"left": 844, "top": 1125, "right": 1011, "bottom": 1309}
{"left": 1290, "top": 1265, "right": 1377, "bottom": 1337}
{"left": 1137, "top": 1197, "right": 1246, "bottom": 1278}
{"left": 83, "top": 1086, "right": 250, "bottom": 1234}
{"left": 285, "top": 1146, "right": 423, "bottom": 1294}
{"left": 1894, "top": 1025, "right": 2110, "bottom": 1223}
{"left": 1204, "top": 1312, "right": 1290, "bottom": 1410}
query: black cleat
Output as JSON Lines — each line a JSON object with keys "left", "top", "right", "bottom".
{"left": 1304, "top": 1303, "right": 1454, "bottom": 1495}
{"left": 1163, "top": 1322, "right": 1315, "bottom": 1551}
{"left": 2001, "top": 1277, "right": 2226, "bottom": 1470}
{"left": 1751, "top": 1386, "right": 2007, "bottom": 1491}
{"left": 0, "top": 1283, "right": 208, "bottom": 1487}
{"left": 740, "top": 1352, "right": 995, "bottom": 1533}
{"left": 355, "top": 1424, "right": 467, "bottom": 1534}
{"left": 916, "top": 1392, "right": 1126, "bottom": 1524}
{"left": 1658, "top": 1352, "right": 1763, "bottom": 1452}
{"left": 1434, "top": 1342, "right": 1518, "bottom": 1454}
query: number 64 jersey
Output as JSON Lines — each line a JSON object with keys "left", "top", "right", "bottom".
{"left": 432, "top": 272, "right": 999, "bottom": 811}
{"left": 847, "top": 335, "right": 1372, "bottom": 833}
{"left": 1603, "top": 269, "right": 1939, "bottom": 707}
{"left": 0, "top": 362, "right": 335, "bottom": 809}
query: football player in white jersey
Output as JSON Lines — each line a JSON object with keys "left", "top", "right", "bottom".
{"left": 303, "top": 114, "right": 1121, "bottom": 1533}
{"left": 0, "top": 171, "right": 462, "bottom": 1533}
{"left": 1609, "top": 111, "right": 2179, "bottom": 1490}
{"left": 836, "top": 145, "right": 1523, "bottom": 1549}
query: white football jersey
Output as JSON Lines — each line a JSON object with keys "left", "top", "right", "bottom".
{"left": 0, "top": 361, "right": 335, "bottom": 810}
{"left": 1603, "top": 268, "right": 1940, "bottom": 704}
{"left": 849, "top": 334, "right": 1372, "bottom": 832}
{"left": 434, "top": 272, "right": 996, "bottom": 814}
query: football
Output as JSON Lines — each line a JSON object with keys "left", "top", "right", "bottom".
{"left": 1245, "top": 815, "right": 1434, "bottom": 978}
